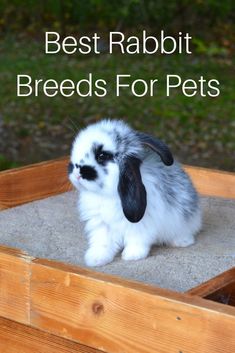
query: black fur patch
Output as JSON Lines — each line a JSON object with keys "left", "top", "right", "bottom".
{"left": 93, "top": 143, "right": 103, "bottom": 157}
{"left": 80, "top": 165, "right": 97, "bottom": 181}
{"left": 67, "top": 162, "right": 74, "bottom": 174}
{"left": 118, "top": 156, "right": 146, "bottom": 223}
{"left": 93, "top": 144, "right": 114, "bottom": 166}
{"left": 137, "top": 132, "right": 174, "bottom": 166}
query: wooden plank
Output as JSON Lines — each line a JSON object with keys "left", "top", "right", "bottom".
{"left": 187, "top": 267, "right": 235, "bottom": 297}
{"left": 0, "top": 317, "right": 102, "bottom": 353}
{"left": 0, "top": 157, "right": 72, "bottom": 210}
{"left": 0, "top": 158, "right": 234, "bottom": 211}
{"left": 0, "top": 244, "right": 234, "bottom": 352}
{"left": 206, "top": 281, "right": 235, "bottom": 307}
{"left": 0, "top": 245, "right": 31, "bottom": 324}
{"left": 30, "top": 258, "right": 235, "bottom": 353}
{"left": 185, "top": 165, "right": 235, "bottom": 199}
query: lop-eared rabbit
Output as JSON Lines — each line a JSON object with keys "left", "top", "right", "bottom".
{"left": 68, "top": 119, "right": 201, "bottom": 267}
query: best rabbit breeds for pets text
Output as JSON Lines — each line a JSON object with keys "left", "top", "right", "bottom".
{"left": 68, "top": 119, "right": 201, "bottom": 267}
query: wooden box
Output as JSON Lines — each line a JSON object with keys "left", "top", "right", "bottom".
{"left": 0, "top": 157, "right": 235, "bottom": 353}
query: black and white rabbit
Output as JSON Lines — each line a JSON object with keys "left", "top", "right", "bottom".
{"left": 68, "top": 119, "right": 201, "bottom": 267}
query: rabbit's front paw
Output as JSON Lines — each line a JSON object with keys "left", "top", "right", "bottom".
{"left": 85, "top": 246, "right": 115, "bottom": 267}
{"left": 122, "top": 245, "right": 150, "bottom": 261}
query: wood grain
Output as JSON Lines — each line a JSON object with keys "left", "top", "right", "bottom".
{"left": 0, "top": 154, "right": 235, "bottom": 353}
{"left": 30, "top": 258, "right": 235, "bottom": 353}
{"left": 206, "top": 281, "right": 235, "bottom": 307}
{"left": 0, "top": 245, "right": 31, "bottom": 324}
{"left": 185, "top": 165, "right": 235, "bottom": 199}
{"left": 0, "top": 157, "right": 72, "bottom": 210}
{"left": 187, "top": 267, "right": 235, "bottom": 297}
{"left": 0, "top": 246, "right": 234, "bottom": 353}
{"left": 0, "top": 158, "right": 234, "bottom": 210}
{"left": 0, "top": 317, "right": 102, "bottom": 353}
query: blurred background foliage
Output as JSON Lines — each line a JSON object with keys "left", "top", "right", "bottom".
{"left": 0, "top": 0, "right": 234, "bottom": 37}
{"left": 0, "top": 0, "right": 234, "bottom": 171}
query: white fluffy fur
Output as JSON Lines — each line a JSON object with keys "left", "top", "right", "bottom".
{"left": 69, "top": 119, "right": 202, "bottom": 267}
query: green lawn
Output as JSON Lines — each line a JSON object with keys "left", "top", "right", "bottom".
{"left": 0, "top": 35, "right": 234, "bottom": 171}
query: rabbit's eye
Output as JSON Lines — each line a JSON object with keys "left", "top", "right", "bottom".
{"left": 96, "top": 151, "right": 113, "bottom": 165}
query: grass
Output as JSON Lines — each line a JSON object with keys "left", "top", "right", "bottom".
{"left": 0, "top": 34, "right": 234, "bottom": 171}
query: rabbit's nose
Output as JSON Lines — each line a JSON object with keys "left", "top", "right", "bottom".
{"left": 67, "top": 162, "right": 74, "bottom": 174}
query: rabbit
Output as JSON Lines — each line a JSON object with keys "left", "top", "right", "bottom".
{"left": 68, "top": 119, "right": 202, "bottom": 267}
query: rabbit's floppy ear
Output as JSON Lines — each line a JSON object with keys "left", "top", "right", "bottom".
{"left": 137, "top": 132, "right": 174, "bottom": 166}
{"left": 118, "top": 156, "right": 146, "bottom": 223}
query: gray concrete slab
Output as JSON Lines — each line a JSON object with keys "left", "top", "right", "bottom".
{"left": 0, "top": 191, "right": 234, "bottom": 292}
